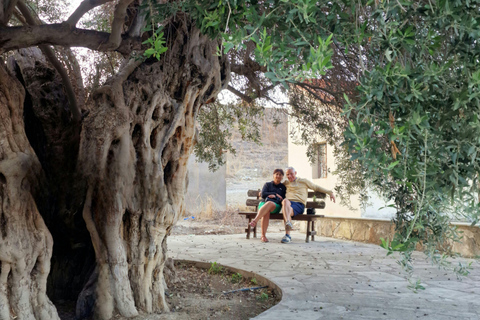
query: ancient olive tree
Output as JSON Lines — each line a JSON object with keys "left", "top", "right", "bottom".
{"left": 0, "top": 0, "right": 346, "bottom": 319}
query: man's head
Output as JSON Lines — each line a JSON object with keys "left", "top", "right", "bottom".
{"left": 285, "top": 167, "right": 297, "bottom": 182}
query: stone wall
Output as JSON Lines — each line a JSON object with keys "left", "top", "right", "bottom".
{"left": 299, "top": 217, "right": 480, "bottom": 258}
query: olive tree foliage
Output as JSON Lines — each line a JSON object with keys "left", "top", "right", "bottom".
{"left": 0, "top": 0, "right": 349, "bottom": 319}
{"left": 340, "top": 0, "right": 480, "bottom": 279}
{"left": 192, "top": 0, "right": 480, "bottom": 282}
{"left": 175, "top": 0, "right": 361, "bottom": 175}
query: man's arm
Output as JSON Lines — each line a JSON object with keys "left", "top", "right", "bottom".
{"left": 303, "top": 179, "right": 336, "bottom": 203}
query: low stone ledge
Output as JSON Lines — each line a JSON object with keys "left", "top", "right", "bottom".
{"left": 298, "top": 217, "right": 480, "bottom": 258}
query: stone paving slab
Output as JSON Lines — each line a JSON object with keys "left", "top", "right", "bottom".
{"left": 167, "top": 232, "right": 480, "bottom": 320}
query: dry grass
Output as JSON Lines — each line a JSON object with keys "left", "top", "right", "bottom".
{"left": 184, "top": 196, "right": 246, "bottom": 227}
{"left": 194, "top": 196, "right": 216, "bottom": 221}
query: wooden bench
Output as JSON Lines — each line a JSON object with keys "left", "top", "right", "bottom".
{"left": 238, "top": 189, "right": 327, "bottom": 242}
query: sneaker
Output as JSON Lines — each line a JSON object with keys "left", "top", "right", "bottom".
{"left": 285, "top": 221, "right": 293, "bottom": 231}
{"left": 281, "top": 234, "right": 292, "bottom": 243}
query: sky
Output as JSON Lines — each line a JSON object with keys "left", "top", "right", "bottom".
{"left": 68, "top": 0, "right": 83, "bottom": 15}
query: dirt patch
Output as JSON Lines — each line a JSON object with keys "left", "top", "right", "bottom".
{"left": 160, "top": 261, "right": 280, "bottom": 320}
{"left": 57, "top": 260, "right": 280, "bottom": 320}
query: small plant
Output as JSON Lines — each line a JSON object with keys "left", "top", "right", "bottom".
{"left": 407, "top": 279, "right": 425, "bottom": 293}
{"left": 256, "top": 292, "right": 268, "bottom": 301}
{"left": 231, "top": 272, "right": 242, "bottom": 283}
{"left": 250, "top": 277, "right": 258, "bottom": 285}
{"left": 208, "top": 262, "right": 223, "bottom": 275}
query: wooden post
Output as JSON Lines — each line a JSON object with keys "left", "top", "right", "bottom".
{"left": 306, "top": 220, "right": 311, "bottom": 243}
{"left": 311, "top": 220, "right": 315, "bottom": 241}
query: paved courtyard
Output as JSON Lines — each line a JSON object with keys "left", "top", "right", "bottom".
{"left": 167, "top": 232, "right": 480, "bottom": 320}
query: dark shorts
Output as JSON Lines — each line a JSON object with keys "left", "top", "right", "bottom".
{"left": 290, "top": 201, "right": 305, "bottom": 216}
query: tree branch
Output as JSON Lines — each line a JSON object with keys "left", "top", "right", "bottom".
{"left": 17, "top": 1, "right": 82, "bottom": 122}
{"left": 230, "top": 61, "right": 267, "bottom": 75}
{"left": 294, "top": 81, "right": 338, "bottom": 102}
{"left": 99, "top": 0, "right": 135, "bottom": 51}
{"left": 58, "top": 46, "right": 86, "bottom": 109}
{"left": 293, "top": 82, "right": 337, "bottom": 106}
{"left": 0, "top": 0, "right": 18, "bottom": 25}
{"left": 264, "top": 95, "right": 290, "bottom": 107}
{"left": 67, "top": 0, "right": 114, "bottom": 26}
{"left": 127, "top": 1, "right": 146, "bottom": 38}
{"left": 227, "top": 85, "right": 253, "bottom": 104}
{"left": 0, "top": 24, "right": 141, "bottom": 55}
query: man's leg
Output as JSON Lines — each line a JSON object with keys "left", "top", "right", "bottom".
{"left": 282, "top": 199, "right": 294, "bottom": 236}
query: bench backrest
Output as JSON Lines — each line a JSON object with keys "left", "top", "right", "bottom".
{"left": 245, "top": 189, "right": 326, "bottom": 212}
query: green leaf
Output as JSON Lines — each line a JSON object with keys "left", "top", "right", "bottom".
{"left": 380, "top": 238, "right": 389, "bottom": 249}
{"left": 387, "top": 161, "right": 400, "bottom": 170}
{"left": 144, "top": 48, "right": 156, "bottom": 56}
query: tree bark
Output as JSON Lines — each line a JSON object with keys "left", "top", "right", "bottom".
{"left": 0, "top": 62, "right": 59, "bottom": 319}
{"left": 0, "top": 24, "right": 141, "bottom": 55}
{"left": 9, "top": 48, "right": 95, "bottom": 307}
{"left": 78, "top": 17, "right": 229, "bottom": 319}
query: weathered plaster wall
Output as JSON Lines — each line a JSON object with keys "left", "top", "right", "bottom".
{"left": 185, "top": 155, "right": 226, "bottom": 213}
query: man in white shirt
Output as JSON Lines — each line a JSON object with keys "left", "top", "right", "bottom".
{"left": 281, "top": 166, "right": 335, "bottom": 243}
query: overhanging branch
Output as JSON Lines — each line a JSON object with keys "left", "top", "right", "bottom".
{"left": 227, "top": 85, "right": 253, "bottom": 104}
{"left": 0, "top": 0, "right": 18, "bottom": 25}
{"left": 99, "top": 0, "right": 135, "bottom": 51}
{"left": 0, "top": 24, "right": 141, "bottom": 55}
{"left": 294, "top": 82, "right": 338, "bottom": 104}
{"left": 67, "top": 0, "right": 114, "bottom": 26}
{"left": 17, "top": 1, "right": 81, "bottom": 122}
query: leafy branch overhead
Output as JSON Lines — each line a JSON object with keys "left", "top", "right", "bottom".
{"left": 143, "top": 0, "right": 335, "bottom": 85}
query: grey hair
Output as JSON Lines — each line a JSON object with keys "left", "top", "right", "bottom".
{"left": 285, "top": 166, "right": 295, "bottom": 172}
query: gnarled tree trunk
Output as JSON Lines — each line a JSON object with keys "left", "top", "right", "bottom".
{"left": 78, "top": 17, "right": 229, "bottom": 319}
{"left": 9, "top": 48, "right": 94, "bottom": 309}
{"left": 0, "top": 63, "right": 59, "bottom": 319}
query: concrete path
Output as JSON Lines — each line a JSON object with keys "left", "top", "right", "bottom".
{"left": 167, "top": 232, "right": 480, "bottom": 320}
